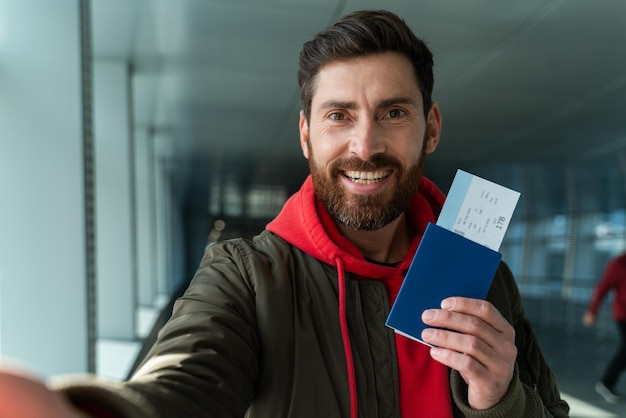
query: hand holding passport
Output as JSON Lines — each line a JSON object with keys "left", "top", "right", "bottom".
{"left": 385, "top": 169, "right": 520, "bottom": 346}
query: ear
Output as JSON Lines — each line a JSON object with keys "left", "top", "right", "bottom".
{"left": 424, "top": 102, "right": 442, "bottom": 154}
{"left": 299, "top": 110, "right": 310, "bottom": 159}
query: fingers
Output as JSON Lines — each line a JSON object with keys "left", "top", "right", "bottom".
{"left": 420, "top": 297, "right": 517, "bottom": 410}
{"left": 421, "top": 297, "right": 515, "bottom": 350}
{"left": 421, "top": 312, "right": 513, "bottom": 373}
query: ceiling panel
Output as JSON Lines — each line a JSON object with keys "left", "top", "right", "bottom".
{"left": 91, "top": 0, "right": 626, "bottom": 211}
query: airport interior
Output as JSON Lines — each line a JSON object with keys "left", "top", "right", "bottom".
{"left": 1, "top": 0, "right": 626, "bottom": 416}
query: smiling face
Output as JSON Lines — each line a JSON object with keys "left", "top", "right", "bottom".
{"left": 299, "top": 52, "right": 441, "bottom": 231}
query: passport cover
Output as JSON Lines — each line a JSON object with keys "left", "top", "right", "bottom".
{"left": 385, "top": 222, "right": 502, "bottom": 345}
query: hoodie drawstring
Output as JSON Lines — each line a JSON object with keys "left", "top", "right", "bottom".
{"left": 335, "top": 257, "right": 358, "bottom": 418}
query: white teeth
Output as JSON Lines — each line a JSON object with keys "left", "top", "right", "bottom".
{"left": 344, "top": 170, "right": 389, "bottom": 184}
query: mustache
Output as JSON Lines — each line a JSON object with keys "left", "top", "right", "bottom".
{"left": 331, "top": 154, "right": 402, "bottom": 173}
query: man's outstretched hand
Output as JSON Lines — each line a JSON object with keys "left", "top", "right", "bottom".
{"left": 0, "top": 366, "right": 87, "bottom": 418}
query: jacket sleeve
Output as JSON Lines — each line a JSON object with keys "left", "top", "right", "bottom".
{"left": 449, "top": 262, "right": 570, "bottom": 418}
{"left": 54, "top": 240, "right": 261, "bottom": 418}
{"left": 52, "top": 377, "right": 157, "bottom": 418}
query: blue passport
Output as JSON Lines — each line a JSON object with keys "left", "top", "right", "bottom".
{"left": 385, "top": 222, "right": 502, "bottom": 345}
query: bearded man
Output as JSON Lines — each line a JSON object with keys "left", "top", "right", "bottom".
{"left": 0, "top": 9, "right": 568, "bottom": 418}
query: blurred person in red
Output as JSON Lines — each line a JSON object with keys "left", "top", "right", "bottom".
{"left": 583, "top": 252, "right": 626, "bottom": 404}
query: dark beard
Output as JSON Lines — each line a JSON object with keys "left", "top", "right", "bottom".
{"left": 308, "top": 141, "right": 426, "bottom": 231}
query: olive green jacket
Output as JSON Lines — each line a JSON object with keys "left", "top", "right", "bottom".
{"left": 57, "top": 231, "right": 568, "bottom": 417}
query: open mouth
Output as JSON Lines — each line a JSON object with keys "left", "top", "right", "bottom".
{"left": 343, "top": 170, "right": 391, "bottom": 185}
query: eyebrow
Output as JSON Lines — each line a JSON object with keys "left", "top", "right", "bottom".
{"left": 378, "top": 97, "right": 418, "bottom": 109}
{"left": 318, "top": 100, "right": 357, "bottom": 111}
{"left": 317, "top": 96, "right": 419, "bottom": 112}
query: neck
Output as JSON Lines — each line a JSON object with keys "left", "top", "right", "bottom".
{"left": 338, "top": 213, "right": 412, "bottom": 264}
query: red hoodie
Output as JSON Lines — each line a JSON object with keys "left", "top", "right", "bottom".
{"left": 267, "top": 175, "right": 453, "bottom": 418}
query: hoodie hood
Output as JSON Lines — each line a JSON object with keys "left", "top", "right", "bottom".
{"left": 266, "top": 175, "right": 446, "bottom": 276}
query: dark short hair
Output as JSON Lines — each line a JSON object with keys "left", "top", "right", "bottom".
{"left": 298, "top": 9, "right": 434, "bottom": 121}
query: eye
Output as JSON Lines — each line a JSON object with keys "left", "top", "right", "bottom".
{"left": 385, "top": 108, "right": 406, "bottom": 119}
{"left": 328, "top": 112, "right": 346, "bottom": 121}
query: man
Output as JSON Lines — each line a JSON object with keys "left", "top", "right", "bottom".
{"left": 583, "top": 252, "right": 626, "bottom": 404}
{"left": 0, "top": 9, "right": 568, "bottom": 417}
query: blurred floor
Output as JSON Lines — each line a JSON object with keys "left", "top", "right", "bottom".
{"left": 535, "top": 324, "right": 625, "bottom": 417}
{"left": 96, "top": 304, "right": 160, "bottom": 380}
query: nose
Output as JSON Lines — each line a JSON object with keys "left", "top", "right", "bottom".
{"left": 348, "top": 118, "right": 385, "bottom": 160}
